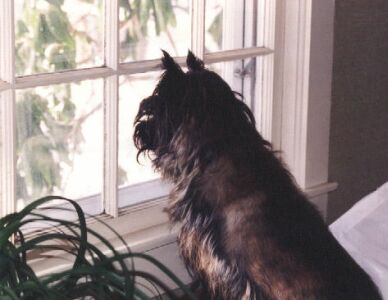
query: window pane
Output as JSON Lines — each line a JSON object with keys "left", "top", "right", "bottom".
{"left": 208, "top": 59, "right": 257, "bottom": 112}
{"left": 118, "top": 72, "right": 161, "bottom": 188}
{"left": 15, "top": 80, "right": 103, "bottom": 211}
{"left": 119, "top": 0, "right": 190, "bottom": 62}
{"left": 205, "top": 0, "right": 260, "bottom": 52}
{"left": 15, "top": 0, "right": 104, "bottom": 76}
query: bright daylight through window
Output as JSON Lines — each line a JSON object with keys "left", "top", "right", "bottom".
{"left": 0, "top": 0, "right": 276, "bottom": 222}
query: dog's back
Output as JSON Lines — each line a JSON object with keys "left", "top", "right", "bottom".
{"left": 175, "top": 145, "right": 381, "bottom": 299}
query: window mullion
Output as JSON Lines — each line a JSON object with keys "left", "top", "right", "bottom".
{"left": 271, "top": 0, "right": 286, "bottom": 151}
{"left": 254, "top": 0, "right": 278, "bottom": 144}
{"left": 191, "top": 0, "right": 205, "bottom": 59}
{"left": 0, "top": 90, "right": 16, "bottom": 217}
{"left": 0, "top": 0, "right": 15, "bottom": 84}
{"left": 104, "top": 0, "right": 119, "bottom": 217}
{"left": 0, "top": 0, "right": 16, "bottom": 217}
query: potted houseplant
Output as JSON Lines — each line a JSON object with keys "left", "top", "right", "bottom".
{"left": 0, "top": 196, "right": 196, "bottom": 300}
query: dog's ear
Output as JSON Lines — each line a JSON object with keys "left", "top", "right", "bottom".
{"left": 161, "top": 50, "right": 184, "bottom": 75}
{"left": 187, "top": 50, "right": 204, "bottom": 71}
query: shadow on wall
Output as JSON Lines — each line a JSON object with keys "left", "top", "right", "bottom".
{"left": 328, "top": 0, "right": 388, "bottom": 223}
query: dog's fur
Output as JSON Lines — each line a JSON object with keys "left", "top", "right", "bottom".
{"left": 133, "top": 51, "right": 381, "bottom": 300}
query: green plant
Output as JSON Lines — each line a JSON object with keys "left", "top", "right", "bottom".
{"left": 0, "top": 196, "right": 197, "bottom": 300}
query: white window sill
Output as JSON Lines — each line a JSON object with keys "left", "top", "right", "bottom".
{"left": 30, "top": 181, "right": 337, "bottom": 281}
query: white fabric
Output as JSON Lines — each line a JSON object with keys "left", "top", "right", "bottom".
{"left": 330, "top": 182, "right": 388, "bottom": 299}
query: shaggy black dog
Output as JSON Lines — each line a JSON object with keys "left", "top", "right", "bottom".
{"left": 133, "top": 51, "right": 381, "bottom": 300}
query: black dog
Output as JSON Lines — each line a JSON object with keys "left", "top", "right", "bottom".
{"left": 133, "top": 51, "right": 381, "bottom": 299}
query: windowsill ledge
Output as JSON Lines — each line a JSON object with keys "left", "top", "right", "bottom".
{"left": 30, "top": 181, "right": 337, "bottom": 277}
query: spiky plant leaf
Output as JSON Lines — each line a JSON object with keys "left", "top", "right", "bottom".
{"left": 0, "top": 196, "right": 197, "bottom": 300}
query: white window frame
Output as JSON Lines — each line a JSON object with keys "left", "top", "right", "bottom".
{"left": 1, "top": 0, "right": 337, "bottom": 284}
{"left": 277, "top": 0, "right": 338, "bottom": 213}
{"left": 0, "top": 0, "right": 273, "bottom": 218}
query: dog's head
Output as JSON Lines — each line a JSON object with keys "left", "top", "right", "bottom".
{"left": 133, "top": 51, "right": 257, "bottom": 173}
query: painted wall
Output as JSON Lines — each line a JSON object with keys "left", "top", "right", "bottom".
{"left": 328, "top": 0, "right": 388, "bottom": 223}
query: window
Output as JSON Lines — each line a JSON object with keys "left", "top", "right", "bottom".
{"left": 1, "top": 0, "right": 336, "bottom": 230}
{"left": 1, "top": 0, "right": 336, "bottom": 281}
{"left": 1, "top": 0, "right": 278, "bottom": 220}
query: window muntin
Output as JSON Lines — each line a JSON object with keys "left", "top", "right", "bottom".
{"left": 0, "top": 0, "right": 276, "bottom": 221}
